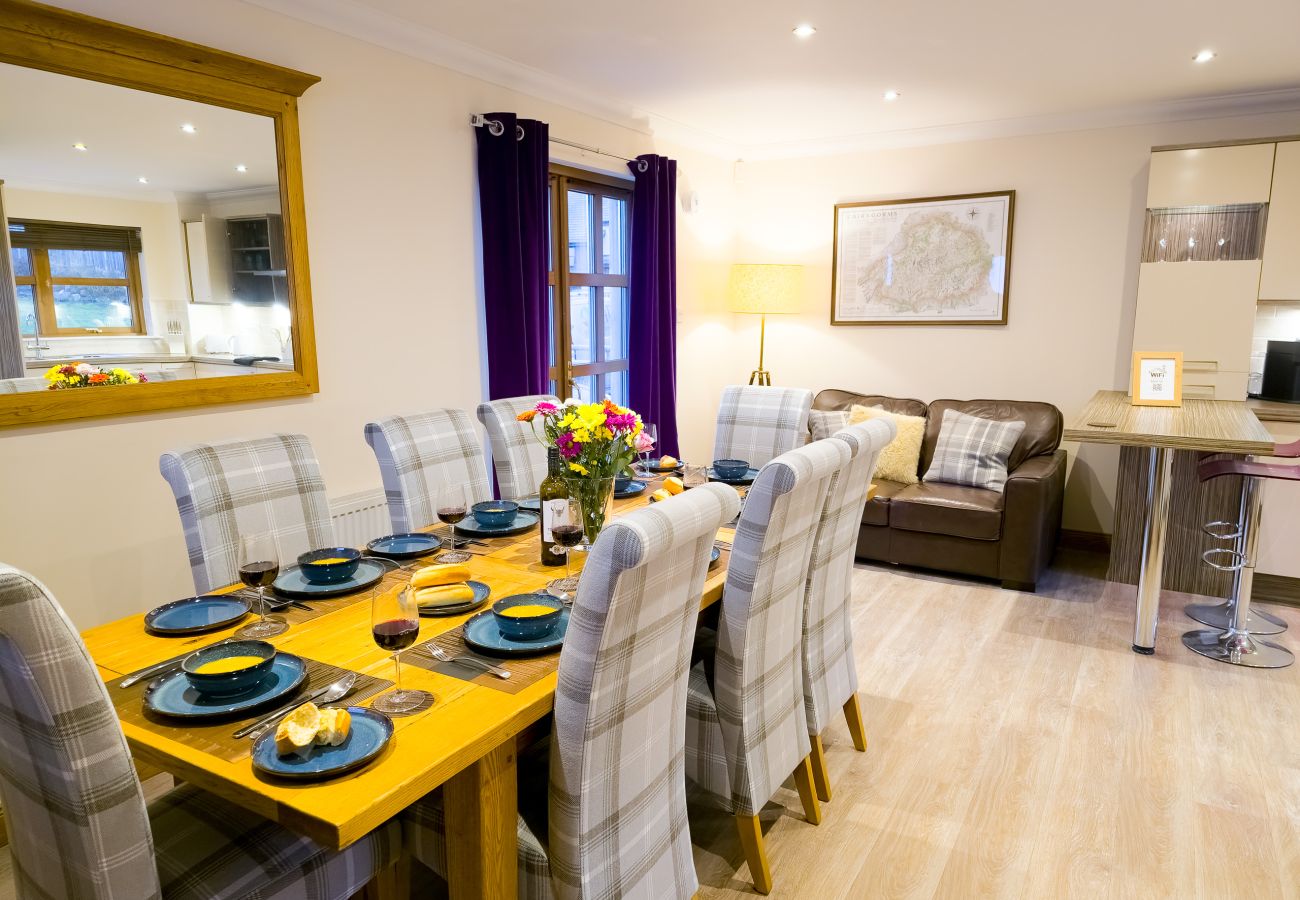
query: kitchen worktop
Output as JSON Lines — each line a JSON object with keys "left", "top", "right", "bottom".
{"left": 24, "top": 353, "right": 292, "bottom": 372}
{"left": 1247, "top": 396, "right": 1300, "bottom": 424}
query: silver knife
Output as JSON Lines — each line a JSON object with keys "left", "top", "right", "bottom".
{"left": 232, "top": 679, "right": 341, "bottom": 738}
{"left": 118, "top": 637, "right": 237, "bottom": 689}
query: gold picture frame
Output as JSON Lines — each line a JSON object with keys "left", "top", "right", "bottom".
{"left": 1131, "top": 351, "right": 1184, "bottom": 407}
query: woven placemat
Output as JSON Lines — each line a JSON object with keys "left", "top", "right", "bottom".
{"left": 404, "top": 630, "right": 560, "bottom": 695}
{"left": 107, "top": 657, "right": 392, "bottom": 763}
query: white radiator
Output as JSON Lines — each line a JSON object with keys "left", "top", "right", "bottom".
{"left": 330, "top": 489, "right": 391, "bottom": 546}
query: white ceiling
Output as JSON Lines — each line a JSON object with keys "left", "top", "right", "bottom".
{"left": 0, "top": 62, "right": 279, "bottom": 197}
{"left": 258, "top": 0, "right": 1300, "bottom": 156}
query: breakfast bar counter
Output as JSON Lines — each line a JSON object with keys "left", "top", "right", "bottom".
{"left": 1065, "top": 390, "right": 1275, "bottom": 654}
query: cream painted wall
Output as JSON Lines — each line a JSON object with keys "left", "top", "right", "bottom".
{"left": 5, "top": 186, "right": 188, "bottom": 342}
{"left": 0, "top": 0, "right": 733, "bottom": 629}
{"left": 716, "top": 111, "right": 1300, "bottom": 535}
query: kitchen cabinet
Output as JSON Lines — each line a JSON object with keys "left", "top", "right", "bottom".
{"left": 1147, "top": 143, "right": 1275, "bottom": 207}
{"left": 1131, "top": 260, "right": 1260, "bottom": 399}
{"left": 1260, "top": 141, "right": 1300, "bottom": 301}
{"left": 184, "top": 215, "right": 231, "bottom": 304}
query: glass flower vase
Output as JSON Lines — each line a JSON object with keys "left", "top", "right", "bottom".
{"left": 564, "top": 476, "right": 615, "bottom": 550}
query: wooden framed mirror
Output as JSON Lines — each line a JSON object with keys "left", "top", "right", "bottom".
{"left": 0, "top": 0, "right": 320, "bottom": 427}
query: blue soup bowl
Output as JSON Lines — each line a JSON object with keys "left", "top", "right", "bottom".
{"left": 712, "top": 458, "right": 750, "bottom": 481}
{"left": 614, "top": 474, "right": 633, "bottom": 491}
{"left": 491, "top": 593, "right": 564, "bottom": 641}
{"left": 472, "top": 500, "right": 519, "bottom": 528}
{"left": 182, "top": 639, "right": 276, "bottom": 696}
{"left": 297, "top": 547, "right": 363, "bottom": 584}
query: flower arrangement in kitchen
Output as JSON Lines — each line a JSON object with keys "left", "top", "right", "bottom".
{"left": 43, "top": 362, "right": 148, "bottom": 390}
{"left": 518, "top": 398, "right": 655, "bottom": 544}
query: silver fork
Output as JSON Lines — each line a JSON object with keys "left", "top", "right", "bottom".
{"left": 427, "top": 644, "right": 511, "bottom": 680}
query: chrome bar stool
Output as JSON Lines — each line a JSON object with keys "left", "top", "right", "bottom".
{"left": 1182, "top": 446, "right": 1298, "bottom": 669}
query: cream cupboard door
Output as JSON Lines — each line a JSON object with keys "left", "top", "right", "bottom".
{"left": 1260, "top": 141, "right": 1300, "bottom": 301}
{"left": 1132, "top": 260, "right": 1260, "bottom": 399}
{"left": 1147, "top": 144, "right": 1275, "bottom": 207}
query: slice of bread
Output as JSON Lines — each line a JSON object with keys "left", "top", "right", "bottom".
{"left": 315, "top": 707, "right": 352, "bottom": 747}
{"left": 411, "top": 563, "right": 472, "bottom": 589}
{"left": 275, "top": 701, "right": 321, "bottom": 758}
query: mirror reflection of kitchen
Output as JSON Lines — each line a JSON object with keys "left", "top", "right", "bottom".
{"left": 0, "top": 61, "right": 292, "bottom": 395}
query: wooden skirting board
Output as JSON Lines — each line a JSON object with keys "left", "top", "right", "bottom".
{"left": 1058, "top": 529, "right": 1112, "bottom": 554}
{"left": 1256, "top": 573, "right": 1300, "bottom": 607}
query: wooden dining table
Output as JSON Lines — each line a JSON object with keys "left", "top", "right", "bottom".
{"left": 81, "top": 473, "right": 732, "bottom": 900}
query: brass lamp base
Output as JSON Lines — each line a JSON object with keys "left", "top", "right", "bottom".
{"left": 748, "top": 369, "right": 772, "bottom": 386}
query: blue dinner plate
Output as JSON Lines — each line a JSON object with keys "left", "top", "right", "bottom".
{"left": 251, "top": 706, "right": 394, "bottom": 782}
{"left": 366, "top": 533, "right": 442, "bottom": 560}
{"left": 273, "top": 558, "right": 387, "bottom": 599}
{"left": 708, "top": 467, "right": 760, "bottom": 486}
{"left": 144, "top": 595, "right": 250, "bottom": 636}
{"left": 614, "top": 481, "right": 647, "bottom": 499}
{"left": 637, "top": 459, "right": 684, "bottom": 475}
{"left": 462, "top": 606, "right": 570, "bottom": 657}
{"left": 516, "top": 495, "right": 541, "bottom": 513}
{"left": 143, "top": 653, "right": 307, "bottom": 719}
{"left": 710, "top": 546, "right": 721, "bottom": 566}
{"left": 418, "top": 580, "right": 491, "bottom": 618}
{"left": 454, "top": 510, "right": 540, "bottom": 538}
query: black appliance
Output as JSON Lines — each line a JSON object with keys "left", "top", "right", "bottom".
{"left": 1258, "top": 340, "right": 1300, "bottom": 403}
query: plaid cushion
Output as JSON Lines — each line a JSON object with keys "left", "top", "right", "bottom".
{"left": 686, "top": 439, "right": 848, "bottom": 817}
{"left": 403, "top": 793, "right": 553, "bottom": 899}
{"left": 364, "top": 408, "right": 492, "bottom": 533}
{"left": 922, "top": 408, "right": 1027, "bottom": 493}
{"left": 478, "top": 395, "right": 561, "bottom": 500}
{"left": 151, "top": 784, "right": 401, "bottom": 900}
{"left": 0, "top": 564, "right": 161, "bottom": 899}
{"left": 807, "top": 409, "right": 850, "bottom": 442}
{"left": 712, "top": 385, "right": 814, "bottom": 468}
{"left": 159, "top": 434, "right": 335, "bottom": 595}
{"left": 801, "top": 419, "right": 894, "bottom": 735}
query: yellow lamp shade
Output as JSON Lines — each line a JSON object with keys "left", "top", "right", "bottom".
{"left": 727, "top": 264, "right": 803, "bottom": 315}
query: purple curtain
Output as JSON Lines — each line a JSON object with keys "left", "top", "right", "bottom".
{"left": 476, "top": 112, "right": 550, "bottom": 399}
{"left": 627, "top": 154, "right": 679, "bottom": 457}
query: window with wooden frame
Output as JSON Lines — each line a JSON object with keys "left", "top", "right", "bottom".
{"left": 8, "top": 219, "right": 146, "bottom": 337}
{"left": 547, "top": 165, "right": 632, "bottom": 406}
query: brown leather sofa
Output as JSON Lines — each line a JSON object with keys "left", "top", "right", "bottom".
{"left": 813, "top": 389, "right": 1066, "bottom": 591}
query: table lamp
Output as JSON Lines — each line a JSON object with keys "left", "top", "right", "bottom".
{"left": 727, "top": 263, "right": 803, "bottom": 386}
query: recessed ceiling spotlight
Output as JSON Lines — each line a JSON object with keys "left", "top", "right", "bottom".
{"left": 180, "top": 123, "right": 197, "bottom": 134}
{"left": 72, "top": 142, "right": 87, "bottom": 151}
{"left": 235, "top": 164, "right": 248, "bottom": 173}
{"left": 883, "top": 89, "right": 901, "bottom": 101}
{"left": 792, "top": 23, "right": 816, "bottom": 38}
{"left": 1193, "top": 49, "right": 1216, "bottom": 63}
{"left": 137, "top": 176, "right": 149, "bottom": 184}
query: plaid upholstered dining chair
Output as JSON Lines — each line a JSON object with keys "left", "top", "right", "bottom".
{"left": 801, "top": 417, "right": 895, "bottom": 803}
{"left": 685, "top": 437, "right": 849, "bottom": 895}
{"left": 0, "top": 564, "right": 402, "bottom": 900}
{"left": 401, "top": 484, "right": 742, "bottom": 899}
{"left": 364, "top": 408, "right": 493, "bottom": 532}
{"left": 477, "top": 394, "right": 562, "bottom": 500}
{"left": 712, "top": 385, "right": 815, "bottom": 468}
{"left": 160, "top": 433, "right": 336, "bottom": 595}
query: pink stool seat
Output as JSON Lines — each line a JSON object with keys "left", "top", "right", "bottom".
{"left": 1199, "top": 457, "right": 1300, "bottom": 483}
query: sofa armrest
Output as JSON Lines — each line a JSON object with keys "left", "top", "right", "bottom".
{"left": 999, "top": 449, "right": 1067, "bottom": 589}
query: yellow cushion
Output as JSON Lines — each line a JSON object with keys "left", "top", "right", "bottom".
{"left": 848, "top": 404, "right": 926, "bottom": 485}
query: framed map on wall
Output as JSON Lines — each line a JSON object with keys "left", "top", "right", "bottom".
{"left": 831, "top": 190, "right": 1015, "bottom": 326}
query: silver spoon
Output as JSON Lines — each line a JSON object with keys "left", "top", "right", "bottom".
{"left": 427, "top": 644, "right": 511, "bottom": 680}
{"left": 234, "top": 672, "right": 357, "bottom": 739}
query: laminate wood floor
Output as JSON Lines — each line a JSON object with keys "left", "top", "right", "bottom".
{"left": 2, "top": 551, "right": 1297, "bottom": 899}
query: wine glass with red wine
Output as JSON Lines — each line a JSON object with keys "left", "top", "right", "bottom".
{"left": 370, "top": 584, "right": 429, "bottom": 715}
{"left": 235, "top": 532, "right": 287, "bottom": 639}
{"left": 436, "top": 482, "right": 471, "bottom": 564}
{"left": 546, "top": 496, "right": 583, "bottom": 604}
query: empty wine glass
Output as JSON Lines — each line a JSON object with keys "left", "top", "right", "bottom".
{"left": 436, "top": 482, "right": 471, "bottom": 564}
{"left": 640, "top": 423, "right": 658, "bottom": 469}
{"left": 370, "top": 584, "right": 429, "bottom": 715}
{"left": 235, "top": 532, "right": 286, "bottom": 639}
{"left": 546, "top": 496, "right": 583, "bottom": 603}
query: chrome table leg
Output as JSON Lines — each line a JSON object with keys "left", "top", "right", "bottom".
{"left": 1132, "top": 446, "right": 1173, "bottom": 655}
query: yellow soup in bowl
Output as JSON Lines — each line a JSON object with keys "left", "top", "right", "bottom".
{"left": 498, "top": 604, "right": 558, "bottom": 618}
{"left": 309, "top": 556, "right": 352, "bottom": 565}
{"left": 193, "top": 655, "right": 267, "bottom": 674}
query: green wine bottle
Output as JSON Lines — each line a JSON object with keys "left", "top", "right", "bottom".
{"left": 539, "top": 447, "right": 569, "bottom": 566}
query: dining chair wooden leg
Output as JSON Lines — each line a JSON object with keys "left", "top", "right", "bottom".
{"left": 445, "top": 738, "right": 518, "bottom": 900}
{"left": 734, "top": 814, "right": 773, "bottom": 895}
{"left": 361, "top": 851, "right": 410, "bottom": 900}
{"left": 808, "top": 733, "right": 833, "bottom": 803}
{"left": 792, "top": 755, "right": 822, "bottom": 825}
{"left": 843, "top": 693, "right": 867, "bottom": 752}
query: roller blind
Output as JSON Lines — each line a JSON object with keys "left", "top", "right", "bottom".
{"left": 7, "top": 219, "right": 143, "bottom": 254}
